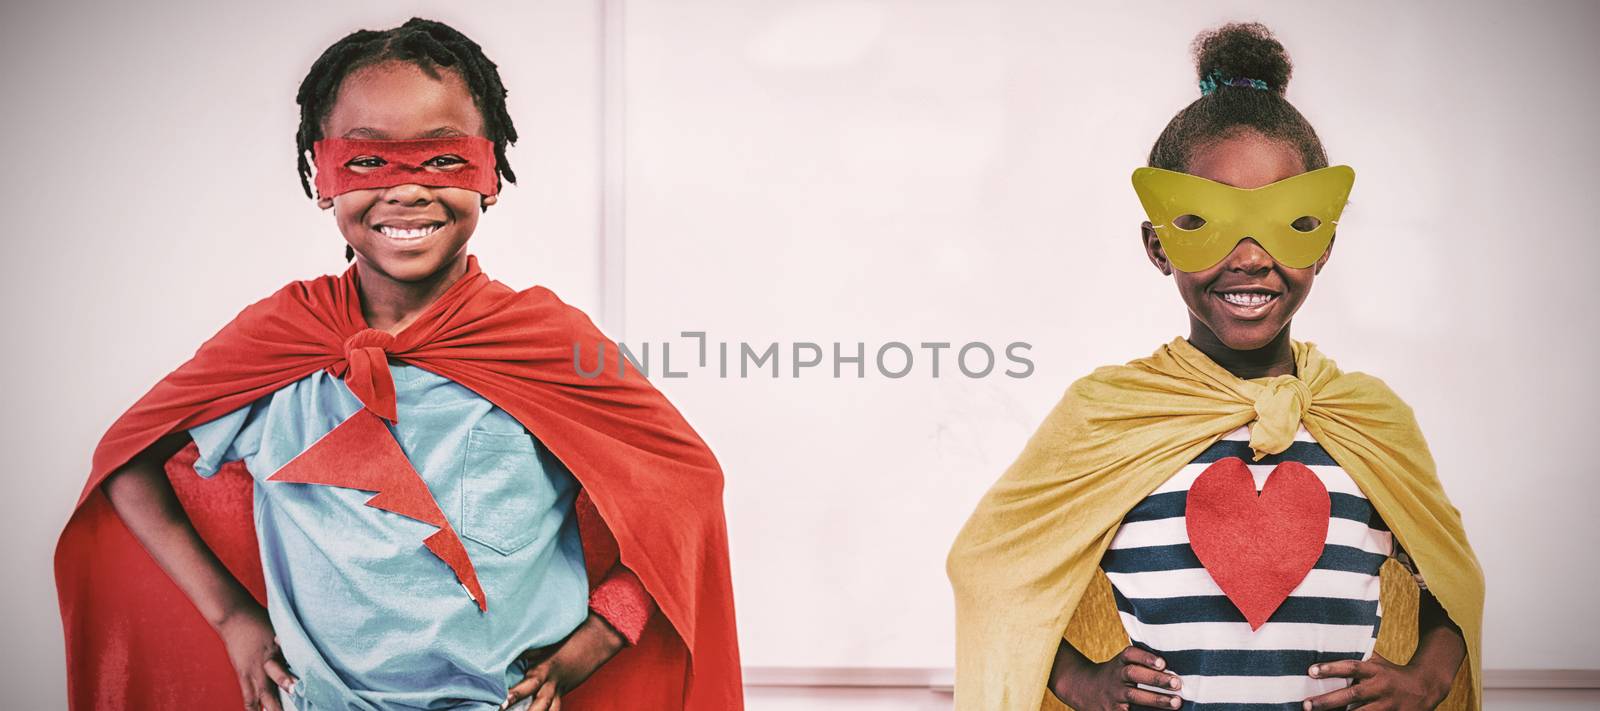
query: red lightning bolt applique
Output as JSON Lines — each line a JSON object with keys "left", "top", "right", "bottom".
{"left": 266, "top": 407, "right": 487, "bottom": 611}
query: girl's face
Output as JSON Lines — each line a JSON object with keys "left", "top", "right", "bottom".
{"left": 1140, "top": 131, "right": 1332, "bottom": 351}
{"left": 320, "top": 60, "right": 493, "bottom": 284}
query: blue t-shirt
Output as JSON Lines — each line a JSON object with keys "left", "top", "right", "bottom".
{"left": 189, "top": 362, "right": 590, "bottom": 710}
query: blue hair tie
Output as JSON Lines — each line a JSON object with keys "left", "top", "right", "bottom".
{"left": 1198, "top": 68, "right": 1270, "bottom": 96}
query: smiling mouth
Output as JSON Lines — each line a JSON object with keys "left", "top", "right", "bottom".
{"left": 1218, "top": 292, "right": 1276, "bottom": 307}
{"left": 1214, "top": 291, "right": 1280, "bottom": 319}
{"left": 373, "top": 223, "right": 443, "bottom": 242}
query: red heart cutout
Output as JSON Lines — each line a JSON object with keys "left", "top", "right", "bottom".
{"left": 1186, "top": 456, "right": 1329, "bottom": 630}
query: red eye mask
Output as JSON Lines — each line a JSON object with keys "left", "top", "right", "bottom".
{"left": 312, "top": 136, "right": 499, "bottom": 198}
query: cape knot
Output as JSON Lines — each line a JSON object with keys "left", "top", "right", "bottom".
{"left": 339, "top": 328, "right": 400, "bottom": 423}
{"left": 1255, "top": 375, "right": 1311, "bottom": 419}
{"left": 1247, "top": 375, "right": 1312, "bottom": 460}
{"left": 344, "top": 327, "right": 397, "bottom": 357}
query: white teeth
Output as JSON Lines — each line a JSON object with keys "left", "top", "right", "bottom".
{"left": 377, "top": 224, "right": 440, "bottom": 240}
{"left": 1220, "top": 292, "right": 1275, "bottom": 306}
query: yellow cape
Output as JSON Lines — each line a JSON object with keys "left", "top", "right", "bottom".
{"left": 946, "top": 337, "right": 1483, "bottom": 710}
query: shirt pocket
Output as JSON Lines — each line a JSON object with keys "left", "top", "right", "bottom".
{"left": 460, "top": 428, "right": 556, "bottom": 555}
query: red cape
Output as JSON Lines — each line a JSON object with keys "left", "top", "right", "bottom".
{"left": 53, "top": 255, "right": 743, "bottom": 710}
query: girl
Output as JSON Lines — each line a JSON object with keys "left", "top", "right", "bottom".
{"left": 54, "top": 18, "right": 742, "bottom": 711}
{"left": 947, "top": 23, "right": 1483, "bottom": 711}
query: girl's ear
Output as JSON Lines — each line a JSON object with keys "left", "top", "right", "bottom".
{"left": 482, "top": 194, "right": 498, "bottom": 208}
{"left": 318, "top": 197, "right": 334, "bottom": 210}
{"left": 1142, "top": 221, "right": 1173, "bottom": 276}
{"left": 1313, "top": 233, "right": 1335, "bottom": 275}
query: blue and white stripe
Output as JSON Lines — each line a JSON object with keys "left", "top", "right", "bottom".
{"left": 1102, "top": 424, "right": 1398, "bottom": 709}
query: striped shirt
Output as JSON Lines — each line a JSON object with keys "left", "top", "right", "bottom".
{"left": 1101, "top": 424, "right": 1422, "bottom": 710}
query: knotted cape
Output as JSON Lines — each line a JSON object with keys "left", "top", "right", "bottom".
{"left": 946, "top": 337, "right": 1483, "bottom": 710}
{"left": 54, "top": 254, "right": 743, "bottom": 710}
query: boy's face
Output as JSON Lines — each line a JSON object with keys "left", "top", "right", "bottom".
{"left": 321, "top": 60, "right": 492, "bottom": 284}
{"left": 1141, "top": 131, "right": 1332, "bottom": 352}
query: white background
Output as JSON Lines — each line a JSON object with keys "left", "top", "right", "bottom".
{"left": 3, "top": 0, "right": 1596, "bottom": 708}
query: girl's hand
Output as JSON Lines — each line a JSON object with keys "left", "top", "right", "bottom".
{"left": 1302, "top": 651, "right": 1453, "bottom": 710}
{"left": 214, "top": 603, "right": 297, "bottom": 710}
{"left": 502, "top": 613, "right": 626, "bottom": 711}
{"left": 1050, "top": 644, "right": 1184, "bottom": 711}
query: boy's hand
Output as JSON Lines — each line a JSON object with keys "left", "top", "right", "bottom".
{"left": 1302, "top": 651, "right": 1453, "bottom": 710}
{"left": 215, "top": 603, "right": 297, "bottom": 710}
{"left": 502, "top": 612, "right": 626, "bottom": 711}
{"left": 1050, "top": 644, "right": 1184, "bottom": 711}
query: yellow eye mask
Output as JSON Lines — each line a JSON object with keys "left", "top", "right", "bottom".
{"left": 1132, "top": 165, "right": 1355, "bottom": 272}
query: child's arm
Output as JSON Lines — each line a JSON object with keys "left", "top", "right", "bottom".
{"left": 1403, "top": 545, "right": 1468, "bottom": 694}
{"left": 101, "top": 431, "right": 298, "bottom": 711}
{"left": 502, "top": 563, "right": 657, "bottom": 710}
{"left": 503, "top": 611, "right": 626, "bottom": 710}
{"left": 1304, "top": 595, "right": 1465, "bottom": 710}
{"left": 502, "top": 487, "right": 659, "bottom": 710}
{"left": 1410, "top": 587, "right": 1467, "bottom": 680}
{"left": 1303, "top": 550, "right": 1466, "bottom": 710}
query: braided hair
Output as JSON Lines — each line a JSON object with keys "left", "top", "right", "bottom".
{"left": 1148, "top": 22, "right": 1328, "bottom": 174}
{"left": 294, "top": 18, "right": 518, "bottom": 261}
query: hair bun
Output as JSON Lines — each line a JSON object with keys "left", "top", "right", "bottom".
{"left": 1191, "top": 22, "right": 1292, "bottom": 96}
